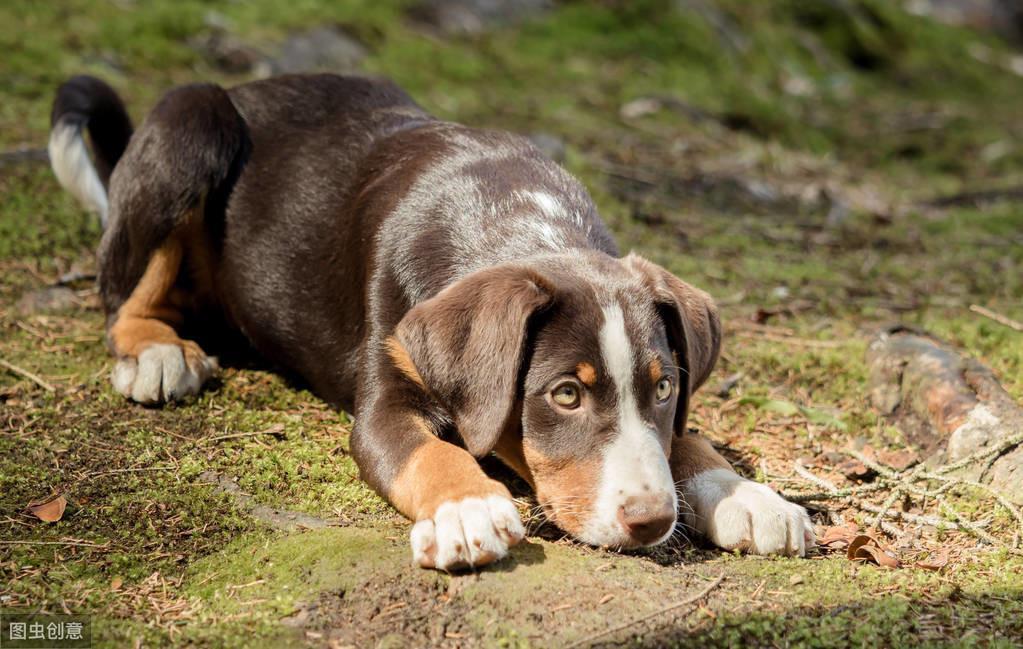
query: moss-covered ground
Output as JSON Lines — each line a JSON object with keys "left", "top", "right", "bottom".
{"left": 2, "top": 1, "right": 1022, "bottom": 646}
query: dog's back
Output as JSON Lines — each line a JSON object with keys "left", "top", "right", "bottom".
{"left": 53, "top": 74, "right": 616, "bottom": 407}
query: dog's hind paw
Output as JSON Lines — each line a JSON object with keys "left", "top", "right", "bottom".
{"left": 410, "top": 495, "right": 525, "bottom": 571}
{"left": 112, "top": 343, "right": 218, "bottom": 405}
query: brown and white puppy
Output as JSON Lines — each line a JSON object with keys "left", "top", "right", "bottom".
{"left": 49, "top": 74, "right": 815, "bottom": 570}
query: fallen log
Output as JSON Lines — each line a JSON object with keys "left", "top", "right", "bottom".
{"left": 867, "top": 326, "right": 1023, "bottom": 503}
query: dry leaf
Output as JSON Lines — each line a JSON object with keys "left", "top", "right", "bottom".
{"left": 915, "top": 550, "right": 949, "bottom": 571}
{"left": 111, "top": 577, "right": 123, "bottom": 591}
{"left": 818, "top": 522, "right": 859, "bottom": 550}
{"left": 847, "top": 534, "right": 900, "bottom": 568}
{"left": 27, "top": 494, "right": 67, "bottom": 522}
{"left": 789, "top": 574, "right": 804, "bottom": 585}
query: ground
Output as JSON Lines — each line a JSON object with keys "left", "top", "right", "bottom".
{"left": 2, "top": 1, "right": 1023, "bottom": 647}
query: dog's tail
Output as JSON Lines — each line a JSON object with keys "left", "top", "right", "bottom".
{"left": 49, "top": 75, "right": 133, "bottom": 228}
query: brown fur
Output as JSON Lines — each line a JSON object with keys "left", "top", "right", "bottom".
{"left": 385, "top": 336, "right": 427, "bottom": 390}
{"left": 389, "top": 418, "right": 512, "bottom": 521}
{"left": 670, "top": 431, "right": 732, "bottom": 482}
{"left": 523, "top": 441, "right": 600, "bottom": 531}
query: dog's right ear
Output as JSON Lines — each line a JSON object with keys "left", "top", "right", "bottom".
{"left": 391, "top": 265, "right": 555, "bottom": 458}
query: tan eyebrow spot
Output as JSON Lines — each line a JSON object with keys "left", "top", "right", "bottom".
{"left": 650, "top": 358, "right": 663, "bottom": 384}
{"left": 576, "top": 362, "right": 597, "bottom": 386}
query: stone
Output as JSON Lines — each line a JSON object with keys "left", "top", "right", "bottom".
{"left": 270, "top": 26, "right": 367, "bottom": 75}
{"left": 408, "top": 0, "right": 552, "bottom": 36}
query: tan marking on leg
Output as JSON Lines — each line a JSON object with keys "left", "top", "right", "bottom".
{"left": 669, "top": 431, "right": 733, "bottom": 482}
{"left": 385, "top": 336, "right": 426, "bottom": 389}
{"left": 107, "top": 228, "right": 210, "bottom": 370}
{"left": 523, "top": 441, "right": 600, "bottom": 533}
{"left": 649, "top": 357, "right": 663, "bottom": 384}
{"left": 389, "top": 418, "right": 510, "bottom": 521}
{"left": 108, "top": 237, "right": 187, "bottom": 358}
{"left": 576, "top": 362, "right": 597, "bottom": 387}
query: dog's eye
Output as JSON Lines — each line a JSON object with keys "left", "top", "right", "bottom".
{"left": 655, "top": 377, "right": 673, "bottom": 402}
{"left": 551, "top": 382, "right": 581, "bottom": 409}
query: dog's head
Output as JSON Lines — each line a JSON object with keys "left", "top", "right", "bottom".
{"left": 394, "top": 251, "right": 720, "bottom": 549}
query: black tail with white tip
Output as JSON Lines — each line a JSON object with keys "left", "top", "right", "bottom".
{"left": 49, "top": 75, "right": 133, "bottom": 228}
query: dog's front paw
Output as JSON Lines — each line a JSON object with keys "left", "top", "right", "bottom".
{"left": 111, "top": 343, "right": 218, "bottom": 405}
{"left": 684, "top": 469, "right": 815, "bottom": 557}
{"left": 410, "top": 495, "right": 525, "bottom": 571}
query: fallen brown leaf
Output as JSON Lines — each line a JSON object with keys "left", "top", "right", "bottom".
{"left": 847, "top": 534, "right": 900, "bottom": 568}
{"left": 27, "top": 493, "right": 67, "bottom": 522}
{"left": 111, "top": 577, "right": 123, "bottom": 591}
{"left": 817, "top": 522, "right": 860, "bottom": 550}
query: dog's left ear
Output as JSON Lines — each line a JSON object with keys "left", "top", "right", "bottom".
{"left": 393, "top": 264, "right": 555, "bottom": 457}
{"left": 623, "top": 254, "right": 722, "bottom": 433}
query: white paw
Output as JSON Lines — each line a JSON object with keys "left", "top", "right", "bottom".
{"left": 111, "top": 343, "right": 218, "bottom": 405}
{"left": 410, "top": 495, "right": 525, "bottom": 571}
{"left": 684, "top": 468, "right": 816, "bottom": 557}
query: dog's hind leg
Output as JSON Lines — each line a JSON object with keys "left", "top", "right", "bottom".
{"left": 76, "top": 82, "right": 249, "bottom": 404}
{"left": 106, "top": 228, "right": 220, "bottom": 404}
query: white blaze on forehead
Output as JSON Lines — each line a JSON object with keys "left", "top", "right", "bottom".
{"left": 579, "top": 302, "right": 677, "bottom": 547}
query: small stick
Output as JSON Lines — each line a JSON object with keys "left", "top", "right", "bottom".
{"left": 0, "top": 540, "right": 108, "bottom": 548}
{"left": 0, "top": 358, "right": 56, "bottom": 392}
{"left": 205, "top": 426, "right": 285, "bottom": 443}
{"left": 793, "top": 460, "right": 839, "bottom": 493}
{"left": 566, "top": 575, "right": 724, "bottom": 648}
{"left": 933, "top": 433, "right": 1023, "bottom": 476}
{"left": 86, "top": 465, "right": 175, "bottom": 477}
{"left": 970, "top": 304, "right": 1023, "bottom": 332}
{"left": 872, "top": 487, "right": 904, "bottom": 531}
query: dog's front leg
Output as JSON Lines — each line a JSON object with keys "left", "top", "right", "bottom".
{"left": 672, "top": 431, "right": 816, "bottom": 556}
{"left": 352, "top": 382, "right": 524, "bottom": 571}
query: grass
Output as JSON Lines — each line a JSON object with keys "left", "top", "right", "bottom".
{"left": 2, "top": 0, "right": 1022, "bottom": 646}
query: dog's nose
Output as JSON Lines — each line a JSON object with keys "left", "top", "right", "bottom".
{"left": 617, "top": 495, "right": 676, "bottom": 545}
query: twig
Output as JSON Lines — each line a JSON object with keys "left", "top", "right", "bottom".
{"left": 970, "top": 304, "right": 1023, "bottom": 332}
{"left": 85, "top": 465, "right": 176, "bottom": 478}
{"left": 793, "top": 460, "right": 839, "bottom": 492}
{"left": 872, "top": 488, "right": 904, "bottom": 532}
{"left": 0, "top": 539, "right": 108, "bottom": 548}
{"left": 205, "top": 425, "right": 286, "bottom": 443}
{"left": 0, "top": 358, "right": 56, "bottom": 392}
{"left": 928, "top": 475, "right": 1023, "bottom": 548}
{"left": 933, "top": 433, "right": 1023, "bottom": 476}
{"left": 566, "top": 575, "right": 724, "bottom": 648}
{"left": 855, "top": 502, "right": 963, "bottom": 530}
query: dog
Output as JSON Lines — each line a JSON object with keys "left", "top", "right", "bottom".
{"left": 49, "top": 74, "right": 815, "bottom": 570}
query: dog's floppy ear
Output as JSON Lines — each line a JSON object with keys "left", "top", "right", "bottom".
{"left": 623, "top": 254, "right": 721, "bottom": 434}
{"left": 393, "top": 264, "right": 554, "bottom": 457}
